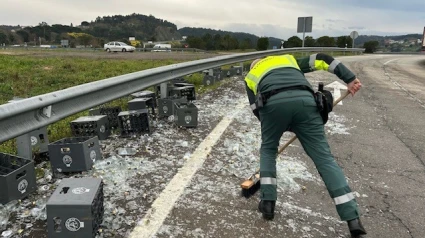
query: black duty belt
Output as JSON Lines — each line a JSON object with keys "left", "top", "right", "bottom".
{"left": 262, "top": 85, "right": 314, "bottom": 102}
{"left": 252, "top": 85, "right": 315, "bottom": 110}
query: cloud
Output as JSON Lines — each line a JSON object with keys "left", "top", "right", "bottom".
{"left": 0, "top": 0, "right": 423, "bottom": 39}
{"left": 325, "top": 19, "right": 340, "bottom": 23}
{"left": 348, "top": 27, "right": 366, "bottom": 30}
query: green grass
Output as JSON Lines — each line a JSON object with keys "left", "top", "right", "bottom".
{"left": 0, "top": 54, "right": 241, "bottom": 155}
{"left": 0, "top": 55, "right": 184, "bottom": 104}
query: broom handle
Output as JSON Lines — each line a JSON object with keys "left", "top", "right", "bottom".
{"left": 252, "top": 90, "right": 351, "bottom": 175}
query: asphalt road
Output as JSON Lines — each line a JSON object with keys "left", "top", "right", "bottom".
{"left": 3, "top": 53, "right": 425, "bottom": 238}
{"left": 128, "top": 54, "right": 425, "bottom": 238}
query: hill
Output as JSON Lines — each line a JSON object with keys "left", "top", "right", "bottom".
{"left": 354, "top": 34, "right": 423, "bottom": 46}
{"left": 0, "top": 13, "right": 422, "bottom": 51}
{"left": 178, "top": 27, "right": 283, "bottom": 48}
{"left": 83, "top": 14, "right": 181, "bottom": 42}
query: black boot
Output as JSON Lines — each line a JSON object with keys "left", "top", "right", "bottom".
{"left": 258, "top": 200, "right": 275, "bottom": 220}
{"left": 347, "top": 218, "right": 367, "bottom": 237}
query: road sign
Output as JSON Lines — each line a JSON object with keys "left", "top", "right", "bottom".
{"left": 297, "top": 17, "right": 313, "bottom": 48}
{"left": 350, "top": 31, "right": 359, "bottom": 39}
{"left": 297, "top": 17, "right": 313, "bottom": 33}
{"left": 350, "top": 31, "right": 359, "bottom": 48}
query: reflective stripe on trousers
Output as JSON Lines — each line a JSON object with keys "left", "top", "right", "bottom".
{"left": 261, "top": 177, "right": 277, "bottom": 185}
{"left": 333, "top": 192, "right": 355, "bottom": 205}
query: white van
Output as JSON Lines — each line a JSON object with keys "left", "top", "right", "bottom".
{"left": 152, "top": 44, "right": 171, "bottom": 52}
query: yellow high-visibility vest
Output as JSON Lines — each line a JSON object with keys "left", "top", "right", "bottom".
{"left": 244, "top": 55, "right": 301, "bottom": 95}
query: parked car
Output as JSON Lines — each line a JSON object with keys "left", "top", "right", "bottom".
{"left": 104, "top": 42, "right": 135, "bottom": 52}
{"left": 151, "top": 43, "right": 171, "bottom": 52}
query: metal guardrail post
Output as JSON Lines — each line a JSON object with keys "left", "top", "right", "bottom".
{"left": 160, "top": 83, "right": 168, "bottom": 99}
{"left": 16, "top": 127, "right": 49, "bottom": 159}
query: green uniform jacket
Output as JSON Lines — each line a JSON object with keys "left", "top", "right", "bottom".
{"left": 245, "top": 53, "right": 356, "bottom": 120}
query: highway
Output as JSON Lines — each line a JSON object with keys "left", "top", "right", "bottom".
{"left": 7, "top": 53, "right": 425, "bottom": 238}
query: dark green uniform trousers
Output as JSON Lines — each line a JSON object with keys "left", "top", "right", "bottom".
{"left": 258, "top": 90, "right": 360, "bottom": 221}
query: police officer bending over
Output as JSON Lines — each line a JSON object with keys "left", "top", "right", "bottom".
{"left": 244, "top": 53, "right": 365, "bottom": 237}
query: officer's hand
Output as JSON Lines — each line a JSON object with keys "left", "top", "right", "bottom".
{"left": 347, "top": 78, "right": 362, "bottom": 96}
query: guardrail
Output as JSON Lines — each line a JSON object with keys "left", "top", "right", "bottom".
{"left": 0, "top": 47, "right": 364, "bottom": 144}
{"left": 374, "top": 51, "right": 425, "bottom": 55}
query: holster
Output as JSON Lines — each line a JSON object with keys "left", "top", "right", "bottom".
{"left": 255, "top": 92, "right": 265, "bottom": 109}
{"left": 314, "top": 83, "right": 334, "bottom": 124}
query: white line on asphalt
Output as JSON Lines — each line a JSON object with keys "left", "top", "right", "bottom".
{"left": 384, "top": 59, "right": 398, "bottom": 65}
{"left": 129, "top": 99, "right": 247, "bottom": 238}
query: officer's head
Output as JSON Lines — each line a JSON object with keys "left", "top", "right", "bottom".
{"left": 250, "top": 58, "right": 262, "bottom": 70}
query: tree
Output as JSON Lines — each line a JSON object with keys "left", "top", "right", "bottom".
{"left": 202, "top": 33, "right": 214, "bottom": 50}
{"left": 67, "top": 32, "right": 95, "bottom": 46}
{"left": 256, "top": 37, "right": 269, "bottom": 50}
{"left": 240, "top": 38, "right": 252, "bottom": 50}
{"left": 316, "top": 36, "right": 336, "bottom": 47}
{"left": 17, "top": 30, "right": 30, "bottom": 42}
{"left": 283, "top": 36, "right": 302, "bottom": 48}
{"left": 0, "top": 32, "right": 8, "bottom": 44}
{"left": 229, "top": 37, "right": 239, "bottom": 50}
{"left": 186, "top": 36, "right": 205, "bottom": 49}
{"left": 223, "top": 34, "right": 231, "bottom": 50}
{"left": 337, "top": 36, "right": 353, "bottom": 48}
{"left": 8, "top": 34, "right": 15, "bottom": 44}
{"left": 213, "top": 34, "right": 222, "bottom": 50}
{"left": 35, "top": 22, "right": 52, "bottom": 41}
{"left": 304, "top": 36, "right": 315, "bottom": 47}
{"left": 363, "top": 40, "right": 379, "bottom": 53}
{"left": 81, "top": 21, "right": 90, "bottom": 27}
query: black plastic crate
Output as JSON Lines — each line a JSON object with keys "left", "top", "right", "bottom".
{"left": 158, "top": 97, "right": 187, "bottom": 117}
{"left": 128, "top": 97, "right": 155, "bottom": 115}
{"left": 243, "top": 64, "right": 250, "bottom": 72}
{"left": 203, "top": 75, "right": 215, "bottom": 86}
{"left": 202, "top": 67, "right": 221, "bottom": 76}
{"left": 46, "top": 177, "right": 104, "bottom": 238}
{"left": 155, "top": 84, "right": 176, "bottom": 99}
{"left": 171, "top": 77, "right": 187, "bottom": 84}
{"left": 215, "top": 71, "right": 225, "bottom": 81}
{"left": 173, "top": 101, "right": 198, "bottom": 128}
{"left": 131, "top": 90, "right": 157, "bottom": 107}
{"left": 222, "top": 68, "right": 238, "bottom": 78}
{"left": 118, "top": 109, "right": 153, "bottom": 136}
{"left": 48, "top": 137, "right": 101, "bottom": 173}
{"left": 0, "top": 153, "right": 37, "bottom": 205}
{"left": 232, "top": 65, "right": 243, "bottom": 75}
{"left": 168, "top": 85, "right": 196, "bottom": 101}
{"left": 88, "top": 106, "right": 121, "bottom": 129}
{"left": 70, "top": 115, "right": 110, "bottom": 140}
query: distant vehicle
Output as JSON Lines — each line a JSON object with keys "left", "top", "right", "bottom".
{"left": 104, "top": 42, "right": 135, "bottom": 53}
{"left": 152, "top": 44, "right": 171, "bottom": 52}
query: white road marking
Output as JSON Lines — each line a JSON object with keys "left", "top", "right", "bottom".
{"left": 384, "top": 59, "right": 398, "bottom": 65}
{"left": 129, "top": 99, "right": 247, "bottom": 238}
{"left": 325, "top": 81, "right": 347, "bottom": 106}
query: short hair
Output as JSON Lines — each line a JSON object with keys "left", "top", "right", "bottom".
{"left": 250, "top": 58, "right": 263, "bottom": 70}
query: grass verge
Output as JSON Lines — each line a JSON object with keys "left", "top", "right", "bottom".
{"left": 0, "top": 54, "right": 245, "bottom": 155}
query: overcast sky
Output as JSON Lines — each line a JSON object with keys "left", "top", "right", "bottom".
{"left": 1, "top": 0, "right": 424, "bottom": 39}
